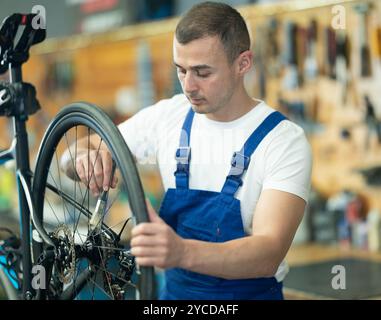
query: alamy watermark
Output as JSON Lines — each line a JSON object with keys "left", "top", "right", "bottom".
{"left": 31, "top": 265, "right": 46, "bottom": 290}
{"left": 31, "top": 5, "right": 46, "bottom": 30}
{"left": 331, "top": 5, "right": 346, "bottom": 30}
{"left": 331, "top": 265, "right": 346, "bottom": 290}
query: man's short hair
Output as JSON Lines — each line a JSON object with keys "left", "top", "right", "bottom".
{"left": 175, "top": 1, "right": 251, "bottom": 64}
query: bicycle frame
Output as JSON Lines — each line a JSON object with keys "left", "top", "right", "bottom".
{"left": 0, "top": 13, "right": 55, "bottom": 299}
{"left": 0, "top": 66, "right": 35, "bottom": 299}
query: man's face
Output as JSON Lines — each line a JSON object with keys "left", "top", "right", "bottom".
{"left": 173, "top": 35, "right": 238, "bottom": 115}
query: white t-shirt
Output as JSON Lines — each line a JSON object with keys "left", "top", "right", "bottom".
{"left": 118, "top": 94, "right": 312, "bottom": 281}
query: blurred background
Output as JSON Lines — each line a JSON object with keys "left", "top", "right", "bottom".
{"left": 1, "top": 0, "right": 381, "bottom": 299}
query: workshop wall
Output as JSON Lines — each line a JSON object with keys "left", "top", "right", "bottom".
{"left": 240, "top": 0, "right": 381, "bottom": 212}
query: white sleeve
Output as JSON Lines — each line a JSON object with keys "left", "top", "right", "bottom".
{"left": 117, "top": 104, "right": 162, "bottom": 165}
{"left": 262, "top": 122, "right": 312, "bottom": 203}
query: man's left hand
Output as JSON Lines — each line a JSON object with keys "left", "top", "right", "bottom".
{"left": 130, "top": 201, "right": 186, "bottom": 269}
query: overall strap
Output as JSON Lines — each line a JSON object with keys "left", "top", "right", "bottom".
{"left": 221, "top": 111, "right": 287, "bottom": 197}
{"left": 174, "top": 107, "right": 195, "bottom": 189}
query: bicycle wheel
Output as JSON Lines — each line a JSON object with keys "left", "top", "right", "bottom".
{"left": 32, "top": 102, "right": 156, "bottom": 300}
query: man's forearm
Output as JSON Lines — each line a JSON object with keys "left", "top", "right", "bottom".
{"left": 179, "top": 235, "right": 284, "bottom": 280}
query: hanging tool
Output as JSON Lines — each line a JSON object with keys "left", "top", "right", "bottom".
{"left": 354, "top": 3, "right": 372, "bottom": 77}
{"left": 336, "top": 31, "right": 351, "bottom": 104}
{"left": 282, "top": 21, "right": 299, "bottom": 90}
{"left": 304, "top": 19, "right": 319, "bottom": 80}
{"left": 363, "top": 95, "right": 381, "bottom": 150}
{"left": 325, "top": 26, "right": 336, "bottom": 79}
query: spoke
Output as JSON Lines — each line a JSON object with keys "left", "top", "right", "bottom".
{"left": 64, "top": 131, "right": 85, "bottom": 242}
{"left": 104, "top": 188, "right": 122, "bottom": 216}
{"left": 70, "top": 216, "right": 129, "bottom": 243}
{"left": 67, "top": 224, "right": 85, "bottom": 245}
{"left": 92, "top": 217, "right": 131, "bottom": 239}
{"left": 45, "top": 182, "right": 118, "bottom": 240}
{"left": 72, "top": 128, "right": 86, "bottom": 246}
{"left": 45, "top": 195, "right": 63, "bottom": 226}
{"left": 47, "top": 173, "right": 85, "bottom": 244}
{"left": 87, "top": 274, "right": 114, "bottom": 300}
{"left": 75, "top": 232, "right": 89, "bottom": 238}
{"left": 46, "top": 183, "right": 93, "bottom": 220}
{"left": 95, "top": 244, "right": 115, "bottom": 300}
{"left": 45, "top": 197, "right": 86, "bottom": 243}
{"left": 93, "top": 264, "right": 137, "bottom": 290}
{"left": 63, "top": 129, "right": 86, "bottom": 201}
{"left": 48, "top": 170, "right": 75, "bottom": 223}
{"left": 55, "top": 151, "right": 70, "bottom": 225}
{"left": 73, "top": 229, "right": 86, "bottom": 244}
{"left": 87, "top": 245, "right": 127, "bottom": 252}
{"left": 63, "top": 131, "right": 89, "bottom": 242}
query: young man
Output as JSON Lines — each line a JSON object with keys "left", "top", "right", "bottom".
{"left": 66, "top": 2, "right": 312, "bottom": 299}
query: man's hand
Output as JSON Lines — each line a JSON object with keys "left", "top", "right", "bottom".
{"left": 61, "top": 148, "right": 118, "bottom": 196}
{"left": 130, "top": 201, "right": 186, "bottom": 269}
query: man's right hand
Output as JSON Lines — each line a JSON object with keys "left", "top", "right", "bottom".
{"left": 62, "top": 149, "right": 118, "bottom": 197}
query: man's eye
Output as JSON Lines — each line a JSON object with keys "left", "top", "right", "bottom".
{"left": 177, "top": 69, "right": 186, "bottom": 74}
{"left": 197, "top": 73, "right": 210, "bottom": 78}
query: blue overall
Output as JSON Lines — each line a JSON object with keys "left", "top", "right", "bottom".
{"left": 158, "top": 108, "right": 287, "bottom": 300}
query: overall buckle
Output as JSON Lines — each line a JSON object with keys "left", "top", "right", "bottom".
{"left": 230, "top": 152, "right": 250, "bottom": 172}
{"left": 175, "top": 147, "right": 191, "bottom": 165}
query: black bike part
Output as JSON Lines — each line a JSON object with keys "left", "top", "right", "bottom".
{"left": 0, "top": 13, "right": 46, "bottom": 74}
{"left": 32, "top": 102, "right": 156, "bottom": 300}
{"left": 0, "top": 82, "right": 41, "bottom": 117}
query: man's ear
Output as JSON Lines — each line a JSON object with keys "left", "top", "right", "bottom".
{"left": 237, "top": 50, "right": 253, "bottom": 74}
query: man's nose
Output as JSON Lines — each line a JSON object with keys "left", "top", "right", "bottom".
{"left": 182, "top": 72, "right": 198, "bottom": 94}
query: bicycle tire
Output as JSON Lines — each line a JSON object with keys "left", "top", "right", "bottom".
{"left": 32, "top": 102, "right": 156, "bottom": 300}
